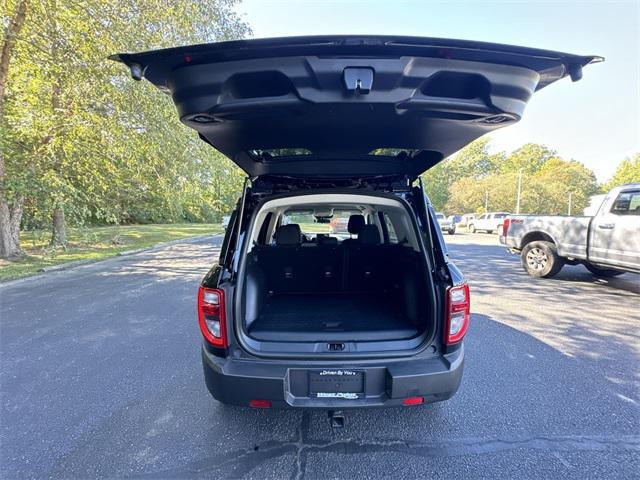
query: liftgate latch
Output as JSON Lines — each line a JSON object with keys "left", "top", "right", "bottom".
{"left": 343, "top": 67, "right": 374, "bottom": 94}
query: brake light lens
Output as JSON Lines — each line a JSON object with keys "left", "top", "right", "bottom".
{"left": 198, "top": 287, "right": 227, "bottom": 347}
{"left": 403, "top": 396, "right": 425, "bottom": 406}
{"left": 502, "top": 218, "right": 510, "bottom": 237}
{"left": 445, "top": 283, "right": 470, "bottom": 345}
{"left": 249, "top": 399, "right": 272, "bottom": 408}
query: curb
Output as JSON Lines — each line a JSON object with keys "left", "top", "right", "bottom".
{"left": 2, "top": 233, "right": 221, "bottom": 286}
{"left": 39, "top": 258, "right": 98, "bottom": 273}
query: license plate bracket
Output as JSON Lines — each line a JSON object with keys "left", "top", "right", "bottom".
{"left": 309, "top": 370, "right": 365, "bottom": 399}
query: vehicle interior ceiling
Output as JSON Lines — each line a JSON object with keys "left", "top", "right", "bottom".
{"left": 240, "top": 194, "right": 433, "bottom": 343}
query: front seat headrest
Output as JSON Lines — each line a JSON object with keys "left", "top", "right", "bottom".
{"left": 347, "top": 214, "right": 365, "bottom": 234}
{"left": 275, "top": 224, "right": 302, "bottom": 246}
{"left": 358, "top": 225, "right": 381, "bottom": 245}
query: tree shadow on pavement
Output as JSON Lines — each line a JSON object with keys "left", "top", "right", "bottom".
{"left": 44, "top": 316, "right": 640, "bottom": 480}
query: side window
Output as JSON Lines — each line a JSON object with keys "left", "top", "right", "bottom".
{"left": 257, "top": 212, "right": 273, "bottom": 245}
{"left": 478, "top": 214, "right": 486, "bottom": 220}
{"left": 610, "top": 191, "right": 640, "bottom": 216}
{"left": 383, "top": 214, "right": 399, "bottom": 243}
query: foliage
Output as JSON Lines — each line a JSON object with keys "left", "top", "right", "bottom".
{"left": 421, "top": 137, "right": 502, "bottom": 211}
{"left": 2, "top": 0, "right": 250, "bottom": 252}
{"left": 602, "top": 153, "right": 640, "bottom": 191}
{"left": 446, "top": 154, "right": 598, "bottom": 215}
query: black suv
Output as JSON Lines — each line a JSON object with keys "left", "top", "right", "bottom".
{"left": 113, "top": 36, "right": 598, "bottom": 408}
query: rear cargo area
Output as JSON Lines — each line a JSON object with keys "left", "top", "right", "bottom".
{"left": 248, "top": 292, "right": 420, "bottom": 342}
{"left": 241, "top": 233, "right": 431, "bottom": 346}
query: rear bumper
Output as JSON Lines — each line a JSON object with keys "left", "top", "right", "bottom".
{"left": 202, "top": 346, "right": 464, "bottom": 408}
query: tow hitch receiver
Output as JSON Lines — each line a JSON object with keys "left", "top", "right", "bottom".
{"left": 328, "top": 410, "right": 345, "bottom": 428}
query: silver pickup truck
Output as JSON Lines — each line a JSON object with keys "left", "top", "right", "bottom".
{"left": 500, "top": 184, "right": 640, "bottom": 278}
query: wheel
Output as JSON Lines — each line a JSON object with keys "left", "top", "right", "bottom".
{"left": 487, "top": 230, "right": 493, "bottom": 234}
{"left": 448, "top": 228, "right": 455, "bottom": 235}
{"left": 469, "top": 224, "right": 476, "bottom": 233}
{"left": 585, "top": 264, "right": 625, "bottom": 278}
{"left": 521, "top": 240, "right": 565, "bottom": 278}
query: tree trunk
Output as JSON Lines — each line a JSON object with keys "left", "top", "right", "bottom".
{"left": 0, "top": 197, "right": 24, "bottom": 259}
{"left": 50, "top": 207, "right": 66, "bottom": 246}
{"left": 0, "top": 0, "right": 29, "bottom": 260}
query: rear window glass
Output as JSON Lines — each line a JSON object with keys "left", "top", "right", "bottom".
{"left": 249, "top": 148, "right": 312, "bottom": 157}
{"left": 368, "top": 148, "right": 420, "bottom": 156}
{"left": 611, "top": 191, "right": 640, "bottom": 215}
{"left": 282, "top": 210, "right": 359, "bottom": 239}
{"left": 383, "top": 214, "right": 399, "bottom": 243}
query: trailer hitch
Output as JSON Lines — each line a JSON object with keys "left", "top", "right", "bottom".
{"left": 328, "top": 410, "right": 345, "bottom": 428}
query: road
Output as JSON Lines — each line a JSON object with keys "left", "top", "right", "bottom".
{"left": 1, "top": 233, "right": 638, "bottom": 479}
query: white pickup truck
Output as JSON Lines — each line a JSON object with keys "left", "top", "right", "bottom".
{"left": 500, "top": 184, "right": 640, "bottom": 278}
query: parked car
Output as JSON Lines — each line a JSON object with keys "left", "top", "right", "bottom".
{"left": 114, "top": 35, "right": 597, "bottom": 409}
{"left": 500, "top": 184, "right": 640, "bottom": 278}
{"left": 448, "top": 215, "right": 463, "bottom": 226}
{"left": 221, "top": 215, "right": 231, "bottom": 230}
{"left": 436, "top": 213, "right": 456, "bottom": 235}
{"left": 460, "top": 214, "right": 476, "bottom": 228}
{"left": 469, "top": 212, "right": 510, "bottom": 234}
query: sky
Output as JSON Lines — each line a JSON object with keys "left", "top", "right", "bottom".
{"left": 235, "top": 0, "right": 639, "bottom": 182}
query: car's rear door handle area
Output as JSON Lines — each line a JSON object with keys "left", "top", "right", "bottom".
{"left": 598, "top": 223, "right": 615, "bottom": 229}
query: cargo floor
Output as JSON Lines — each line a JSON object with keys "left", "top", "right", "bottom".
{"left": 247, "top": 293, "right": 420, "bottom": 341}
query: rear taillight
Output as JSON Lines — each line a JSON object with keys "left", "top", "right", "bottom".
{"left": 502, "top": 218, "right": 510, "bottom": 237}
{"left": 198, "top": 287, "right": 227, "bottom": 347}
{"left": 444, "top": 283, "right": 470, "bottom": 345}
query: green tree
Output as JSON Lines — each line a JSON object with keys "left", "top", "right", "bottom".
{"left": 1, "top": 0, "right": 250, "bottom": 258}
{"left": 603, "top": 153, "right": 640, "bottom": 191}
{"left": 0, "top": 0, "right": 29, "bottom": 258}
{"left": 499, "top": 143, "right": 558, "bottom": 174}
{"left": 421, "top": 137, "right": 502, "bottom": 211}
{"left": 532, "top": 158, "right": 597, "bottom": 214}
{"left": 446, "top": 156, "right": 597, "bottom": 215}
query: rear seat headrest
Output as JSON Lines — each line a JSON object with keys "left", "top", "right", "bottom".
{"left": 347, "top": 214, "right": 365, "bottom": 234}
{"left": 318, "top": 235, "right": 338, "bottom": 246}
{"left": 358, "top": 225, "right": 381, "bottom": 245}
{"left": 275, "top": 224, "right": 301, "bottom": 246}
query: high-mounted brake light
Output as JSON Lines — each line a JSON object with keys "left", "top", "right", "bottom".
{"left": 444, "top": 283, "right": 470, "bottom": 345}
{"left": 502, "top": 218, "right": 510, "bottom": 237}
{"left": 198, "top": 287, "right": 227, "bottom": 347}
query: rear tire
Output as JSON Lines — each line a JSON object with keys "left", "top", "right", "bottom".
{"left": 585, "top": 264, "right": 625, "bottom": 278}
{"left": 469, "top": 225, "right": 476, "bottom": 233}
{"left": 521, "top": 241, "right": 565, "bottom": 278}
{"left": 487, "top": 230, "right": 493, "bottom": 234}
{"left": 448, "top": 228, "right": 455, "bottom": 235}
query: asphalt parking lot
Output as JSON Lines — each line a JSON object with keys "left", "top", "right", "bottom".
{"left": 1, "top": 232, "right": 638, "bottom": 479}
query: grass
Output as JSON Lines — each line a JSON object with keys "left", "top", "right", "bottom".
{"left": 0, "top": 223, "right": 223, "bottom": 282}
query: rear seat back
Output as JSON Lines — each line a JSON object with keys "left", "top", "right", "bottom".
{"left": 251, "top": 223, "right": 408, "bottom": 295}
{"left": 345, "top": 225, "right": 382, "bottom": 291}
{"left": 253, "top": 224, "right": 343, "bottom": 294}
